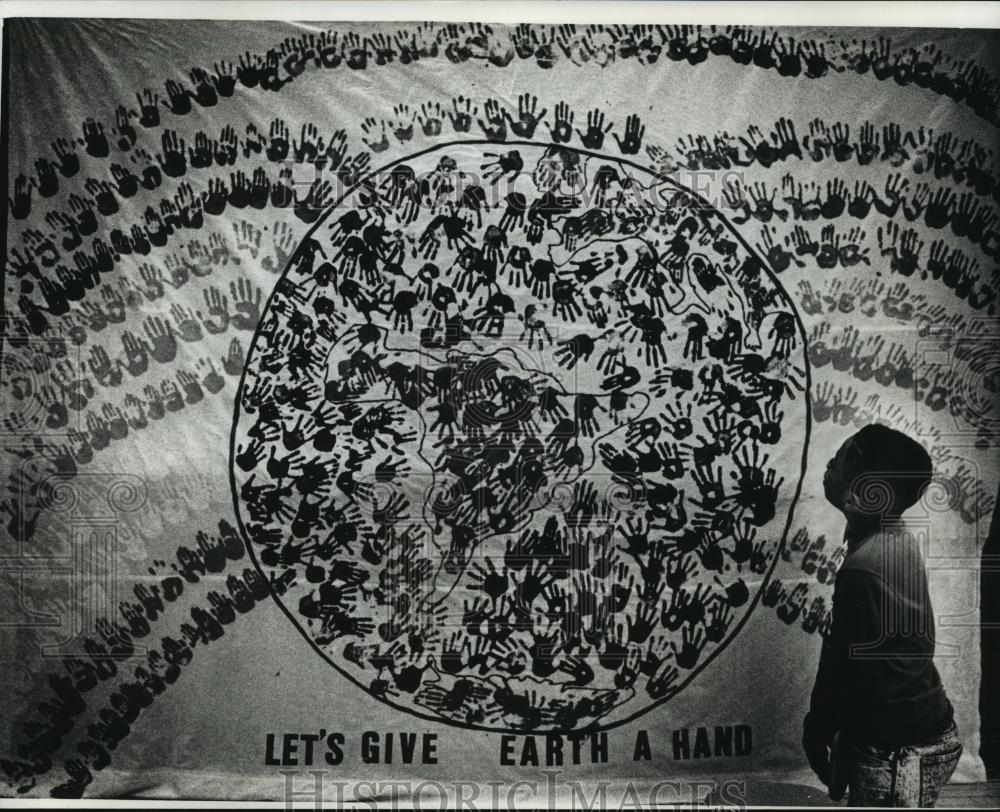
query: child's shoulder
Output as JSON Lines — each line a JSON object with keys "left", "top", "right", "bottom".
{"left": 839, "top": 521, "right": 925, "bottom": 578}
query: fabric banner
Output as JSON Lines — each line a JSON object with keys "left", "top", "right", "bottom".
{"left": 1, "top": 18, "right": 997, "bottom": 803}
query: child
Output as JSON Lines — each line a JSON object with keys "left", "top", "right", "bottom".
{"left": 803, "top": 423, "right": 962, "bottom": 807}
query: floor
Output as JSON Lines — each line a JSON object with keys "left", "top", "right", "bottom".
{"left": 704, "top": 779, "right": 1000, "bottom": 807}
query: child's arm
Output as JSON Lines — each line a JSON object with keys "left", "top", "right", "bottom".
{"left": 803, "top": 569, "right": 868, "bottom": 783}
{"left": 805, "top": 568, "right": 883, "bottom": 738}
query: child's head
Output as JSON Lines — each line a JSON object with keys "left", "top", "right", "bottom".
{"left": 823, "top": 424, "right": 933, "bottom": 520}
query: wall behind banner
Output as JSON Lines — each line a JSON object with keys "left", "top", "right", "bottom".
{"left": 1, "top": 18, "right": 998, "bottom": 801}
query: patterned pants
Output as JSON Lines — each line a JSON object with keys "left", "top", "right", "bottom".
{"left": 847, "top": 723, "right": 963, "bottom": 807}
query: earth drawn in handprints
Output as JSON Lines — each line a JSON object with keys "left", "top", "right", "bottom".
{"left": 230, "top": 141, "right": 810, "bottom": 732}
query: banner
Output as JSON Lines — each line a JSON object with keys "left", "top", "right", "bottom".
{"left": 1, "top": 18, "right": 997, "bottom": 803}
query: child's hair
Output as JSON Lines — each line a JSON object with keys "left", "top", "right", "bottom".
{"left": 847, "top": 423, "right": 934, "bottom": 513}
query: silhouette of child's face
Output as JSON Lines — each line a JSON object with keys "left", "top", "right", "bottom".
{"left": 823, "top": 436, "right": 859, "bottom": 510}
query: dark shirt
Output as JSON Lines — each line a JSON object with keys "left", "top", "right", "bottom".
{"left": 808, "top": 521, "right": 954, "bottom": 749}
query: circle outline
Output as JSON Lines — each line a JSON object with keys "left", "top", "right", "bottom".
{"left": 228, "top": 138, "right": 814, "bottom": 734}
